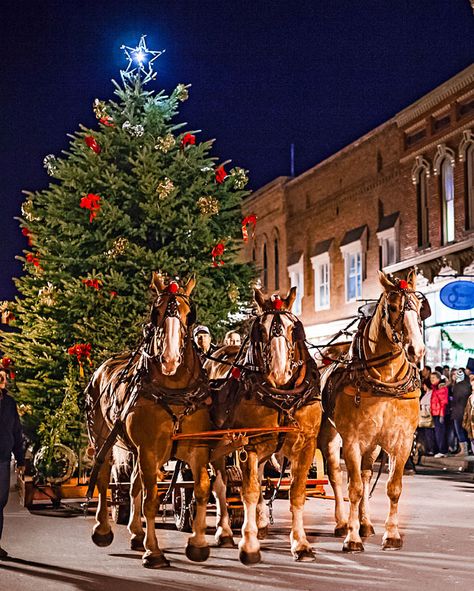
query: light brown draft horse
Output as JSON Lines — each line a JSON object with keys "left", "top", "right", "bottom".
{"left": 218, "top": 288, "right": 322, "bottom": 564}
{"left": 86, "top": 274, "right": 213, "bottom": 568}
{"left": 319, "top": 270, "right": 427, "bottom": 552}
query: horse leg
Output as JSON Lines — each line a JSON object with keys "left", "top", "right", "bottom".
{"left": 382, "top": 443, "right": 411, "bottom": 550}
{"left": 139, "top": 450, "right": 169, "bottom": 569}
{"left": 185, "top": 451, "right": 211, "bottom": 562}
{"left": 359, "top": 447, "right": 380, "bottom": 538}
{"left": 128, "top": 460, "right": 145, "bottom": 551}
{"left": 319, "top": 422, "right": 347, "bottom": 536}
{"left": 91, "top": 455, "right": 114, "bottom": 547}
{"left": 289, "top": 439, "right": 316, "bottom": 561}
{"left": 256, "top": 463, "right": 269, "bottom": 540}
{"left": 342, "top": 443, "right": 364, "bottom": 552}
{"left": 239, "top": 450, "right": 262, "bottom": 565}
{"left": 212, "top": 457, "right": 235, "bottom": 547}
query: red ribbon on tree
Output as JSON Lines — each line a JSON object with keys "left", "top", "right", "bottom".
{"left": 80, "top": 193, "right": 101, "bottom": 222}
{"left": 85, "top": 135, "right": 101, "bottom": 154}
{"left": 181, "top": 133, "right": 196, "bottom": 148}
{"left": 82, "top": 278, "right": 102, "bottom": 290}
{"left": 26, "top": 253, "right": 41, "bottom": 267}
{"left": 67, "top": 343, "right": 92, "bottom": 377}
{"left": 241, "top": 214, "right": 257, "bottom": 242}
{"left": 1, "top": 357, "right": 15, "bottom": 379}
{"left": 22, "top": 227, "right": 33, "bottom": 246}
{"left": 211, "top": 242, "right": 225, "bottom": 267}
{"left": 99, "top": 116, "right": 114, "bottom": 127}
{"left": 215, "top": 166, "right": 227, "bottom": 184}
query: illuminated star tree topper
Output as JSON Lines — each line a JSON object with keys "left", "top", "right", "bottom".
{"left": 120, "top": 35, "right": 164, "bottom": 85}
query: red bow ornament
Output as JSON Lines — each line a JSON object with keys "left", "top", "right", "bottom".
{"left": 215, "top": 166, "right": 227, "bottom": 184}
{"left": 85, "top": 135, "right": 101, "bottom": 154}
{"left": 26, "top": 253, "right": 41, "bottom": 267}
{"left": 1, "top": 357, "right": 15, "bottom": 379}
{"left": 82, "top": 278, "right": 102, "bottom": 290}
{"left": 181, "top": 133, "right": 196, "bottom": 148}
{"left": 211, "top": 242, "right": 225, "bottom": 267}
{"left": 22, "top": 227, "right": 33, "bottom": 246}
{"left": 67, "top": 343, "right": 93, "bottom": 377}
{"left": 241, "top": 214, "right": 257, "bottom": 242}
{"left": 80, "top": 193, "right": 101, "bottom": 222}
{"left": 99, "top": 116, "right": 114, "bottom": 127}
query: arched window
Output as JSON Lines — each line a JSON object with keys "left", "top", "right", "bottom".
{"left": 440, "top": 157, "right": 455, "bottom": 244}
{"left": 274, "top": 238, "right": 279, "bottom": 290}
{"left": 460, "top": 131, "right": 474, "bottom": 231}
{"left": 466, "top": 143, "right": 474, "bottom": 230}
{"left": 262, "top": 243, "right": 268, "bottom": 290}
{"left": 412, "top": 156, "right": 430, "bottom": 248}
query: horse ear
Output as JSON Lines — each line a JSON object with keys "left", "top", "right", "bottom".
{"left": 407, "top": 269, "right": 417, "bottom": 290}
{"left": 284, "top": 286, "right": 297, "bottom": 311}
{"left": 184, "top": 275, "right": 196, "bottom": 296}
{"left": 151, "top": 272, "right": 166, "bottom": 294}
{"left": 378, "top": 271, "right": 395, "bottom": 292}
{"left": 254, "top": 288, "right": 266, "bottom": 311}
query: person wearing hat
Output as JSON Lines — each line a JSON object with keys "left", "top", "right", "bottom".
{"left": 451, "top": 368, "right": 472, "bottom": 456}
{"left": 193, "top": 325, "right": 213, "bottom": 355}
{"left": 0, "top": 368, "right": 25, "bottom": 559}
{"left": 223, "top": 330, "right": 241, "bottom": 347}
{"left": 466, "top": 357, "right": 474, "bottom": 376}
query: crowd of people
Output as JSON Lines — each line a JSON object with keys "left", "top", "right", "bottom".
{"left": 418, "top": 359, "right": 474, "bottom": 458}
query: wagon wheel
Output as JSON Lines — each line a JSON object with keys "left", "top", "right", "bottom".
{"left": 110, "top": 469, "right": 131, "bottom": 525}
{"left": 172, "top": 467, "right": 194, "bottom": 532}
{"left": 226, "top": 465, "right": 244, "bottom": 530}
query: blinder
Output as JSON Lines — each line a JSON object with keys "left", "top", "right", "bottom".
{"left": 187, "top": 303, "right": 197, "bottom": 327}
{"left": 418, "top": 294, "right": 431, "bottom": 321}
{"left": 293, "top": 320, "right": 306, "bottom": 342}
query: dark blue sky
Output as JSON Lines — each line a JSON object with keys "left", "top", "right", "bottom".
{"left": 1, "top": 1, "right": 473, "bottom": 300}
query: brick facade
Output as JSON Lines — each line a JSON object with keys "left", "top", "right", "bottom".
{"left": 243, "top": 65, "right": 474, "bottom": 349}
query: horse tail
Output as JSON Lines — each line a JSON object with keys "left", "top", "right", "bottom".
{"left": 112, "top": 444, "right": 134, "bottom": 480}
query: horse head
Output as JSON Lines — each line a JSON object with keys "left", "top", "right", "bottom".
{"left": 378, "top": 270, "right": 428, "bottom": 364}
{"left": 149, "top": 272, "right": 196, "bottom": 376}
{"left": 252, "top": 287, "right": 306, "bottom": 387}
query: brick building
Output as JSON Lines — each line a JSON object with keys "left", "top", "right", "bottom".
{"left": 243, "top": 64, "right": 474, "bottom": 367}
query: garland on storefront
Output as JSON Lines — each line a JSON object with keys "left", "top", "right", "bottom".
{"left": 440, "top": 329, "right": 474, "bottom": 354}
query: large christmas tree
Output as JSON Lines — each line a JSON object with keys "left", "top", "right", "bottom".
{"left": 1, "top": 37, "right": 254, "bottom": 456}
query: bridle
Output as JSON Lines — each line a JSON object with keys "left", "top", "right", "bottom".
{"left": 143, "top": 292, "right": 195, "bottom": 365}
{"left": 251, "top": 310, "right": 306, "bottom": 377}
{"left": 381, "top": 288, "right": 430, "bottom": 347}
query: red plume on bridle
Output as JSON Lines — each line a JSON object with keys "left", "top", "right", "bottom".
{"left": 271, "top": 294, "right": 283, "bottom": 310}
{"left": 398, "top": 279, "right": 409, "bottom": 291}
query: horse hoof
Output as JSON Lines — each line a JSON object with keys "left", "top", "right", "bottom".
{"left": 342, "top": 540, "right": 364, "bottom": 553}
{"left": 217, "top": 535, "right": 236, "bottom": 548}
{"left": 257, "top": 526, "right": 268, "bottom": 540}
{"left": 359, "top": 524, "right": 375, "bottom": 538}
{"left": 293, "top": 548, "right": 316, "bottom": 562}
{"left": 334, "top": 525, "right": 348, "bottom": 537}
{"left": 91, "top": 529, "right": 114, "bottom": 547}
{"left": 130, "top": 537, "right": 145, "bottom": 551}
{"left": 185, "top": 544, "right": 210, "bottom": 563}
{"left": 382, "top": 537, "right": 402, "bottom": 550}
{"left": 239, "top": 549, "right": 262, "bottom": 565}
{"left": 143, "top": 553, "right": 170, "bottom": 569}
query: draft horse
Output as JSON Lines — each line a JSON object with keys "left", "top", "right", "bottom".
{"left": 212, "top": 288, "right": 322, "bottom": 564}
{"left": 319, "top": 270, "right": 428, "bottom": 552}
{"left": 86, "top": 273, "right": 213, "bottom": 568}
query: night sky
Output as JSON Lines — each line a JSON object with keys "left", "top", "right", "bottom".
{"left": 1, "top": 1, "right": 473, "bottom": 300}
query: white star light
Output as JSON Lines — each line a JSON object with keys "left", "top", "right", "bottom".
{"left": 120, "top": 35, "right": 164, "bottom": 82}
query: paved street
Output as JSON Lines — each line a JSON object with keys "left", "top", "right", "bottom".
{"left": 1, "top": 465, "right": 473, "bottom": 591}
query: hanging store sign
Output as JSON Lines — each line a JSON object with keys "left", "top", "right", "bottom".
{"left": 439, "top": 280, "right": 474, "bottom": 311}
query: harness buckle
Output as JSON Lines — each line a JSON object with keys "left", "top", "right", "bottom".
{"left": 239, "top": 448, "right": 248, "bottom": 463}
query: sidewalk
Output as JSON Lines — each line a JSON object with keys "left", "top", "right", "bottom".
{"left": 418, "top": 453, "right": 474, "bottom": 473}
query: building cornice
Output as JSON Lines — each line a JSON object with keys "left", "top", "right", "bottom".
{"left": 395, "top": 64, "right": 474, "bottom": 127}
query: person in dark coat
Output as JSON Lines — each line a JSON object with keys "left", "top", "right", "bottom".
{"left": 0, "top": 368, "right": 25, "bottom": 559}
{"left": 451, "top": 369, "right": 472, "bottom": 456}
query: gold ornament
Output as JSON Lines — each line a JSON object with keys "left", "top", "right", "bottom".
{"left": 197, "top": 196, "right": 219, "bottom": 216}
{"left": 0, "top": 301, "right": 14, "bottom": 324}
{"left": 155, "top": 133, "right": 176, "bottom": 153}
{"left": 231, "top": 167, "right": 249, "bottom": 189}
{"left": 228, "top": 284, "right": 240, "bottom": 303}
{"left": 38, "top": 282, "right": 57, "bottom": 307}
{"left": 106, "top": 237, "right": 129, "bottom": 259}
{"left": 18, "top": 404, "right": 33, "bottom": 417}
{"left": 156, "top": 177, "right": 175, "bottom": 200}
{"left": 176, "top": 84, "right": 189, "bottom": 102}
{"left": 21, "top": 198, "right": 39, "bottom": 222}
{"left": 93, "top": 98, "right": 108, "bottom": 120}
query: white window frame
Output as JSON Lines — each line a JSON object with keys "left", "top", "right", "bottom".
{"left": 287, "top": 254, "right": 304, "bottom": 315}
{"left": 310, "top": 252, "right": 330, "bottom": 311}
{"left": 377, "top": 221, "right": 400, "bottom": 269}
{"left": 340, "top": 230, "right": 366, "bottom": 304}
